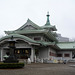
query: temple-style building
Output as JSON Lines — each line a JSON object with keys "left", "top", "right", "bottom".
{"left": 0, "top": 12, "right": 75, "bottom": 62}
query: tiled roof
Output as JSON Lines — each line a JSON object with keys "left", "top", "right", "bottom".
{"left": 57, "top": 42, "right": 75, "bottom": 49}
{"left": 5, "top": 30, "right": 46, "bottom": 34}
{"left": 5, "top": 30, "right": 58, "bottom": 42}
{"left": 41, "top": 25, "right": 57, "bottom": 31}
{"left": 0, "top": 34, "right": 55, "bottom": 46}
{"left": 0, "top": 34, "right": 37, "bottom": 44}
{"left": 37, "top": 41, "right": 55, "bottom": 46}
{"left": 16, "top": 19, "right": 42, "bottom": 30}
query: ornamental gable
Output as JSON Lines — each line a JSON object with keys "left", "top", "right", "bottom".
{"left": 20, "top": 25, "right": 37, "bottom": 30}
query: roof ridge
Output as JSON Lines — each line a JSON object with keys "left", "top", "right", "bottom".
{"left": 16, "top": 19, "right": 42, "bottom": 31}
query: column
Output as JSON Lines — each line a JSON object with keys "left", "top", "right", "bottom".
{"left": 1, "top": 49, "right": 3, "bottom": 61}
{"left": 31, "top": 47, "right": 35, "bottom": 62}
{"left": 62, "top": 52, "right": 64, "bottom": 60}
{"left": 48, "top": 47, "right": 50, "bottom": 60}
{"left": 70, "top": 51, "right": 72, "bottom": 60}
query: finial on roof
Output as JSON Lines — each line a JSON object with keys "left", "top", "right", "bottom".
{"left": 27, "top": 18, "right": 31, "bottom": 22}
{"left": 27, "top": 18, "right": 30, "bottom": 21}
{"left": 45, "top": 12, "right": 50, "bottom": 25}
{"left": 47, "top": 11, "right": 50, "bottom": 16}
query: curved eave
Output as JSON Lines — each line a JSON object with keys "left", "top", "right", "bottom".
{"left": 37, "top": 41, "right": 55, "bottom": 46}
{"left": 51, "top": 32, "right": 58, "bottom": 37}
{"left": 5, "top": 30, "right": 58, "bottom": 42}
{"left": 0, "top": 34, "right": 38, "bottom": 45}
{"left": 52, "top": 26, "right": 57, "bottom": 31}
{"left": 44, "top": 31, "right": 58, "bottom": 42}
{"left": 41, "top": 25, "right": 57, "bottom": 31}
{"left": 0, "top": 34, "right": 56, "bottom": 47}
{"left": 5, "top": 30, "right": 46, "bottom": 35}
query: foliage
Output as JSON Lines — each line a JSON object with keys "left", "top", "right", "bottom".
{"left": 0, "top": 63, "right": 24, "bottom": 69}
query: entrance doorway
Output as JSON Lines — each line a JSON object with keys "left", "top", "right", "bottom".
{"left": 14, "top": 48, "right": 31, "bottom": 59}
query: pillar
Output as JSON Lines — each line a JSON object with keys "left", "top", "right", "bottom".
{"left": 31, "top": 47, "right": 35, "bottom": 62}
{"left": 1, "top": 49, "right": 3, "bottom": 61}
{"left": 70, "top": 51, "right": 72, "bottom": 59}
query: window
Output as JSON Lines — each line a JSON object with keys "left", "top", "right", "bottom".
{"left": 50, "top": 52, "right": 56, "bottom": 56}
{"left": 64, "top": 54, "right": 70, "bottom": 57}
{"left": 34, "top": 37, "right": 41, "bottom": 41}
{"left": 57, "top": 54, "right": 62, "bottom": 57}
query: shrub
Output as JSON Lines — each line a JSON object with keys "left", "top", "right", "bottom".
{"left": 0, "top": 63, "right": 24, "bottom": 69}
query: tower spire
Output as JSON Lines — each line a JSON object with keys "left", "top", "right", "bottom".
{"left": 45, "top": 12, "right": 50, "bottom": 25}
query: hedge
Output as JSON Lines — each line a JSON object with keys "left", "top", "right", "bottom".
{"left": 0, "top": 63, "right": 24, "bottom": 69}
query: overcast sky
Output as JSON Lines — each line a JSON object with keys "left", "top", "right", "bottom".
{"left": 0, "top": 0, "right": 75, "bottom": 39}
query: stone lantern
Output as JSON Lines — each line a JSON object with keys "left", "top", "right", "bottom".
{"left": 3, "top": 36, "right": 19, "bottom": 63}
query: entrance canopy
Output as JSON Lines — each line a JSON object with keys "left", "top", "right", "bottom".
{"left": 0, "top": 34, "right": 55, "bottom": 46}
{"left": 0, "top": 34, "right": 39, "bottom": 45}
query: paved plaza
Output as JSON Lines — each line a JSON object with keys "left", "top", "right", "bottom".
{"left": 0, "top": 63, "right": 75, "bottom": 75}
